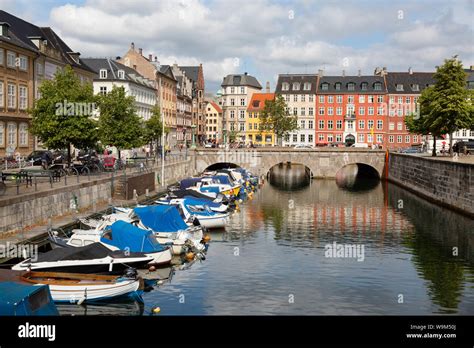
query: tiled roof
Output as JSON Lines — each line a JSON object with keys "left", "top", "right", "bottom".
{"left": 247, "top": 93, "right": 275, "bottom": 112}
{"left": 275, "top": 74, "right": 317, "bottom": 94}
{"left": 179, "top": 66, "right": 199, "bottom": 82}
{"left": 317, "top": 75, "right": 386, "bottom": 94}
{"left": 385, "top": 72, "right": 435, "bottom": 94}
{"left": 208, "top": 101, "right": 222, "bottom": 113}
{"left": 221, "top": 74, "right": 262, "bottom": 89}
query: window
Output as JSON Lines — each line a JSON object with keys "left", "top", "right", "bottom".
{"left": 293, "top": 94, "right": 298, "bottom": 102}
{"left": 336, "top": 107, "right": 342, "bottom": 115}
{"left": 413, "top": 135, "right": 418, "bottom": 143}
{"left": 293, "top": 134, "right": 297, "bottom": 142}
{"left": 285, "top": 94, "right": 290, "bottom": 102}
{"left": 405, "top": 96, "right": 410, "bottom": 104}
{"left": 99, "top": 69, "right": 107, "bottom": 79}
{"left": 321, "top": 83, "right": 329, "bottom": 91}
{"left": 230, "top": 123, "right": 235, "bottom": 131}
{"left": 359, "top": 120, "right": 365, "bottom": 129}
{"left": 377, "top": 95, "right": 383, "bottom": 103}
{"left": 347, "top": 82, "right": 355, "bottom": 91}
{"left": 300, "top": 134, "right": 305, "bottom": 142}
{"left": 301, "top": 94, "right": 305, "bottom": 102}
{"left": 308, "top": 107, "right": 314, "bottom": 116}
{"left": 7, "top": 83, "right": 16, "bottom": 109}
{"left": 282, "top": 82, "right": 290, "bottom": 91}
{"left": 319, "top": 120, "right": 324, "bottom": 129}
{"left": 374, "top": 82, "right": 382, "bottom": 91}
{"left": 389, "top": 96, "right": 395, "bottom": 104}
{"left": 359, "top": 107, "right": 365, "bottom": 115}
{"left": 368, "top": 107, "right": 374, "bottom": 115}
{"left": 398, "top": 97, "right": 403, "bottom": 104}
{"left": 405, "top": 135, "right": 410, "bottom": 143}
{"left": 240, "top": 87, "right": 245, "bottom": 94}
{"left": 389, "top": 135, "right": 394, "bottom": 143}
{"left": 377, "top": 120, "right": 383, "bottom": 129}
{"left": 300, "top": 120, "right": 305, "bottom": 129}
{"left": 368, "top": 95, "right": 374, "bottom": 103}
{"left": 336, "top": 120, "right": 342, "bottom": 129}
{"left": 368, "top": 120, "right": 374, "bottom": 129}
{"left": 389, "top": 122, "right": 395, "bottom": 130}
{"left": 348, "top": 96, "right": 354, "bottom": 103}
{"left": 336, "top": 134, "right": 342, "bottom": 142}
{"left": 335, "top": 82, "right": 341, "bottom": 90}
{"left": 397, "top": 122, "right": 403, "bottom": 130}
{"left": 336, "top": 95, "right": 342, "bottom": 103}
{"left": 293, "top": 107, "right": 298, "bottom": 116}
{"left": 319, "top": 95, "right": 325, "bottom": 103}
{"left": 377, "top": 107, "right": 384, "bottom": 115}
{"left": 300, "top": 107, "right": 305, "bottom": 116}
{"left": 0, "top": 122, "right": 3, "bottom": 146}
{"left": 319, "top": 107, "right": 324, "bottom": 115}
{"left": 293, "top": 82, "right": 300, "bottom": 90}
{"left": 328, "top": 107, "right": 334, "bottom": 115}
{"left": 376, "top": 134, "right": 383, "bottom": 143}
{"left": 361, "top": 82, "right": 368, "bottom": 91}
{"left": 118, "top": 70, "right": 125, "bottom": 79}
{"left": 308, "top": 134, "right": 313, "bottom": 143}
{"left": 397, "top": 108, "right": 403, "bottom": 117}
{"left": 304, "top": 82, "right": 311, "bottom": 90}
{"left": 367, "top": 134, "right": 373, "bottom": 143}
{"left": 99, "top": 86, "right": 107, "bottom": 95}
{"left": 7, "top": 51, "right": 15, "bottom": 68}
{"left": 239, "top": 110, "right": 245, "bottom": 118}
{"left": 309, "top": 95, "right": 314, "bottom": 102}
{"left": 411, "top": 84, "right": 419, "bottom": 91}
{"left": 7, "top": 123, "right": 16, "bottom": 146}
{"left": 230, "top": 98, "right": 235, "bottom": 106}
{"left": 19, "top": 123, "right": 28, "bottom": 146}
{"left": 0, "top": 48, "right": 3, "bottom": 65}
{"left": 240, "top": 98, "right": 245, "bottom": 106}
{"left": 230, "top": 110, "right": 235, "bottom": 118}
{"left": 19, "top": 55, "right": 27, "bottom": 71}
{"left": 308, "top": 120, "right": 313, "bottom": 129}
{"left": 230, "top": 87, "right": 235, "bottom": 94}
{"left": 0, "top": 82, "right": 3, "bottom": 107}
{"left": 347, "top": 120, "right": 354, "bottom": 130}
{"left": 318, "top": 134, "right": 325, "bottom": 141}
{"left": 359, "top": 95, "right": 365, "bottom": 103}
{"left": 328, "top": 120, "right": 333, "bottom": 129}
{"left": 397, "top": 135, "right": 402, "bottom": 143}
{"left": 396, "top": 84, "right": 404, "bottom": 91}
{"left": 239, "top": 123, "right": 245, "bottom": 131}
{"left": 358, "top": 134, "right": 365, "bottom": 143}
{"left": 326, "top": 96, "right": 332, "bottom": 103}
{"left": 19, "top": 86, "right": 27, "bottom": 110}
{"left": 327, "top": 134, "right": 333, "bottom": 142}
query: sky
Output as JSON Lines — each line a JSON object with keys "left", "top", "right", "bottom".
{"left": 1, "top": 0, "right": 473, "bottom": 93}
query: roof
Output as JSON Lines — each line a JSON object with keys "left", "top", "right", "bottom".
{"left": 385, "top": 72, "right": 435, "bottom": 94}
{"left": 247, "top": 93, "right": 275, "bottom": 112}
{"left": 275, "top": 74, "right": 317, "bottom": 94}
{"left": 0, "top": 10, "right": 94, "bottom": 73}
{"left": 158, "top": 64, "right": 177, "bottom": 82}
{"left": 221, "top": 74, "right": 262, "bottom": 89}
{"left": 316, "top": 75, "right": 386, "bottom": 94}
{"left": 207, "top": 101, "right": 222, "bottom": 113}
{"left": 82, "top": 58, "right": 155, "bottom": 89}
{"left": 179, "top": 66, "right": 200, "bottom": 82}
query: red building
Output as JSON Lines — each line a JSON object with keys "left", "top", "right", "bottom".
{"left": 315, "top": 74, "right": 388, "bottom": 147}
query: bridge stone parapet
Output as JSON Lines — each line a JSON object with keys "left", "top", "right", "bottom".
{"left": 195, "top": 148, "right": 387, "bottom": 178}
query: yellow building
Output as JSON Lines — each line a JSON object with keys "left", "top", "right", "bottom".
{"left": 246, "top": 93, "right": 275, "bottom": 146}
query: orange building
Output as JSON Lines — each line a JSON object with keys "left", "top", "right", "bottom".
{"left": 246, "top": 93, "right": 275, "bottom": 146}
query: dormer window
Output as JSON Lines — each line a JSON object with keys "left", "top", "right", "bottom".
{"left": 321, "top": 83, "right": 329, "bottom": 91}
{"left": 303, "top": 82, "right": 311, "bottom": 90}
{"left": 411, "top": 84, "right": 419, "bottom": 91}
{"left": 374, "top": 82, "right": 382, "bottom": 91}
{"left": 282, "top": 82, "right": 290, "bottom": 91}
{"left": 335, "top": 82, "right": 341, "bottom": 91}
{"left": 292, "top": 82, "right": 300, "bottom": 91}
{"left": 100, "top": 69, "right": 107, "bottom": 79}
{"left": 0, "top": 22, "right": 10, "bottom": 37}
{"left": 118, "top": 70, "right": 125, "bottom": 79}
{"left": 361, "top": 82, "right": 368, "bottom": 91}
{"left": 252, "top": 100, "right": 260, "bottom": 108}
{"left": 347, "top": 82, "right": 355, "bottom": 91}
{"left": 396, "top": 84, "right": 404, "bottom": 91}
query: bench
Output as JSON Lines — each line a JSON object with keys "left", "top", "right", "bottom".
{"left": 20, "top": 169, "right": 61, "bottom": 186}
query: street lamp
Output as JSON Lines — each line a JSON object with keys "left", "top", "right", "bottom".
{"left": 190, "top": 125, "right": 197, "bottom": 149}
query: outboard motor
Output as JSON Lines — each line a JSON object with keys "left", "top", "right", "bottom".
{"left": 124, "top": 267, "right": 138, "bottom": 279}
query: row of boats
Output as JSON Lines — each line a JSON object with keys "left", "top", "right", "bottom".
{"left": 0, "top": 167, "right": 260, "bottom": 315}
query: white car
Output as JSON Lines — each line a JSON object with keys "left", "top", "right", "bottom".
{"left": 294, "top": 144, "right": 313, "bottom": 149}
{"left": 204, "top": 143, "right": 213, "bottom": 148}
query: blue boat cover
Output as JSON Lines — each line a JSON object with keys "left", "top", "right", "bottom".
{"left": 212, "top": 175, "right": 232, "bottom": 185}
{"left": 183, "top": 197, "right": 221, "bottom": 208}
{"left": 0, "top": 282, "right": 58, "bottom": 316}
{"left": 200, "top": 186, "right": 220, "bottom": 194}
{"left": 179, "top": 178, "right": 202, "bottom": 189}
{"left": 101, "top": 220, "right": 165, "bottom": 252}
{"left": 134, "top": 205, "right": 188, "bottom": 232}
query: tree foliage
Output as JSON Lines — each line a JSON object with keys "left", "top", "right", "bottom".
{"left": 259, "top": 95, "right": 297, "bottom": 145}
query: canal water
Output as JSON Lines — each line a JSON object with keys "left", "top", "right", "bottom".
{"left": 60, "top": 179, "right": 474, "bottom": 315}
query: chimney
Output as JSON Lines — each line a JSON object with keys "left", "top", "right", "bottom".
{"left": 138, "top": 48, "right": 143, "bottom": 55}
{"left": 382, "top": 67, "right": 387, "bottom": 76}
{"left": 149, "top": 54, "right": 152, "bottom": 61}
{"left": 116, "top": 56, "right": 121, "bottom": 60}
{"left": 318, "top": 69, "right": 324, "bottom": 77}
{"left": 131, "top": 42, "right": 135, "bottom": 50}
{"left": 408, "top": 67, "right": 413, "bottom": 75}
{"left": 133, "top": 64, "right": 137, "bottom": 70}
{"left": 374, "top": 67, "right": 381, "bottom": 76}
{"left": 358, "top": 69, "right": 361, "bottom": 77}
{"left": 470, "top": 65, "right": 474, "bottom": 71}
{"left": 342, "top": 70, "right": 345, "bottom": 77}
{"left": 266, "top": 81, "right": 270, "bottom": 92}
{"left": 244, "top": 72, "right": 248, "bottom": 75}
{"left": 154, "top": 56, "right": 158, "bottom": 62}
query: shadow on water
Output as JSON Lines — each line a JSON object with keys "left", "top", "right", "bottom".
{"left": 335, "top": 163, "right": 380, "bottom": 192}
{"left": 268, "top": 162, "right": 311, "bottom": 191}
{"left": 56, "top": 300, "right": 145, "bottom": 316}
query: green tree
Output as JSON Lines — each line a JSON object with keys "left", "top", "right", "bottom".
{"left": 97, "top": 86, "right": 144, "bottom": 159}
{"left": 29, "top": 65, "right": 98, "bottom": 164}
{"left": 144, "top": 105, "right": 169, "bottom": 157}
{"left": 228, "top": 129, "right": 239, "bottom": 143}
{"left": 259, "top": 95, "right": 297, "bottom": 146}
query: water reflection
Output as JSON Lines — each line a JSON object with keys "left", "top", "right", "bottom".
{"left": 269, "top": 163, "right": 311, "bottom": 190}
{"left": 56, "top": 300, "right": 144, "bottom": 316}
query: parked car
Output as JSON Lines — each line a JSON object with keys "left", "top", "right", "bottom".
{"left": 399, "top": 147, "right": 422, "bottom": 154}
{"left": 26, "top": 150, "right": 53, "bottom": 167}
{"left": 350, "top": 143, "right": 369, "bottom": 148}
{"left": 453, "top": 140, "right": 474, "bottom": 154}
{"left": 294, "top": 144, "right": 313, "bottom": 149}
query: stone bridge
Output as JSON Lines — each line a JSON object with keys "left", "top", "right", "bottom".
{"left": 195, "top": 148, "right": 387, "bottom": 178}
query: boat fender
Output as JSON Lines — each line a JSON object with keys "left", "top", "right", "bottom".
{"left": 202, "top": 234, "right": 211, "bottom": 243}
{"left": 148, "top": 265, "right": 156, "bottom": 272}
{"left": 186, "top": 251, "right": 195, "bottom": 260}
{"left": 152, "top": 306, "right": 161, "bottom": 314}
